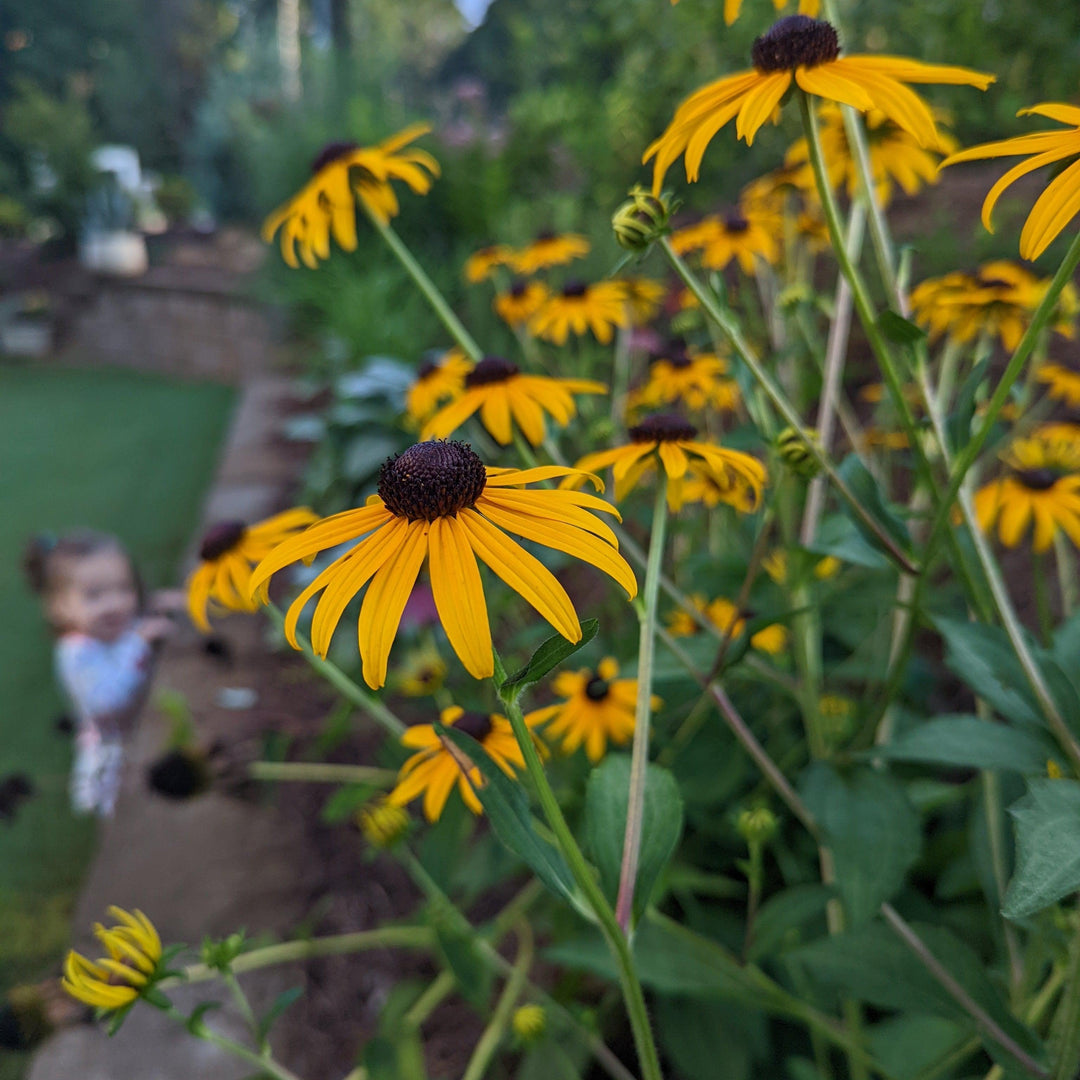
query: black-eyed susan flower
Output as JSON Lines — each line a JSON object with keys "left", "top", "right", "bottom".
{"left": 395, "top": 643, "right": 448, "bottom": 697}
{"left": 528, "top": 280, "right": 630, "bottom": 345}
{"left": 621, "top": 277, "right": 666, "bottom": 325}
{"left": 701, "top": 209, "right": 780, "bottom": 274}
{"left": 761, "top": 548, "right": 840, "bottom": 584}
{"left": 250, "top": 442, "right": 636, "bottom": 688}
{"left": 511, "top": 231, "right": 590, "bottom": 275}
{"left": 464, "top": 244, "right": 514, "bottom": 283}
{"left": 530, "top": 658, "right": 659, "bottom": 763}
{"left": 62, "top": 908, "right": 162, "bottom": 1010}
{"left": 632, "top": 343, "right": 738, "bottom": 413}
{"left": 387, "top": 706, "right": 548, "bottom": 821}
{"left": 1038, "top": 363, "right": 1080, "bottom": 408}
{"left": 910, "top": 262, "right": 1077, "bottom": 352}
{"left": 421, "top": 356, "right": 606, "bottom": 447}
{"left": 645, "top": 15, "right": 993, "bottom": 193}
{"left": 494, "top": 279, "right": 550, "bottom": 327}
{"left": 667, "top": 595, "right": 787, "bottom": 654}
{"left": 974, "top": 424, "right": 1080, "bottom": 551}
{"left": 262, "top": 124, "right": 439, "bottom": 268}
{"left": 566, "top": 412, "right": 767, "bottom": 513}
{"left": 186, "top": 509, "right": 318, "bottom": 633}
{"left": 786, "top": 105, "right": 956, "bottom": 207}
{"left": 675, "top": 462, "right": 759, "bottom": 513}
{"left": 942, "top": 104, "right": 1080, "bottom": 261}
{"left": 405, "top": 348, "right": 473, "bottom": 426}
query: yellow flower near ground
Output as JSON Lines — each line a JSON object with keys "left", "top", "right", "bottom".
{"left": 529, "top": 657, "right": 660, "bottom": 763}
{"left": 405, "top": 349, "right": 473, "bottom": 426}
{"left": 645, "top": 15, "right": 993, "bottom": 194}
{"left": 493, "top": 280, "right": 550, "bottom": 327}
{"left": 421, "top": 356, "right": 606, "bottom": 447}
{"left": 464, "top": 244, "right": 514, "bottom": 283}
{"left": 388, "top": 706, "right": 548, "bottom": 821}
{"left": 667, "top": 595, "right": 787, "bottom": 654}
{"left": 62, "top": 908, "right": 161, "bottom": 1010}
{"left": 262, "top": 124, "right": 439, "bottom": 267}
{"left": 632, "top": 344, "right": 735, "bottom": 413}
{"left": 186, "top": 509, "right": 319, "bottom": 632}
{"left": 942, "top": 103, "right": 1080, "bottom": 261}
{"left": 528, "top": 281, "right": 630, "bottom": 345}
{"left": 250, "top": 443, "right": 637, "bottom": 688}
{"left": 1038, "top": 363, "right": 1080, "bottom": 408}
{"left": 974, "top": 425, "right": 1080, "bottom": 551}
{"left": 567, "top": 413, "right": 767, "bottom": 513}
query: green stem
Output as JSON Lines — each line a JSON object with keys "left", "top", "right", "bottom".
{"left": 658, "top": 236, "right": 919, "bottom": 576}
{"left": 1051, "top": 902, "right": 1080, "bottom": 1080}
{"left": 166, "top": 1005, "right": 307, "bottom": 1080}
{"left": 222, "top": 970, "right": 261, "bottom": 1043}
{"left": 497, "top": 682, "right": 664, "bottom": 1080}
{"left": 981, "top": 765, "right": 1024, "bottom": 999}
{"left": 266, "top": 603, "right": 405, "bottom": 738}
{"left": 169, "top": 925, "right": 434, "bottom": 987}
{"left": 365, "top": 209, "right": 484, "bottom": 362}
{"left": 461, "top": 922, "right": 533, "bottom": 1080}
{"left": 881, "top": 904, "right": 1050, "bottom": 1078}
{"left": 247, "top": 761, "right": 396, "bottom": 786}
{"left": 615, "top": 477, "right": 669, "bottom": 931}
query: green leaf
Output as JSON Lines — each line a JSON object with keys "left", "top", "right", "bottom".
{"left": 935, "top": 616, "right": 1080, "bottom": 732}
{"left": 836, "top": 455, "right": 911, "bottom": 557}
{"left": 500, "top": 618, "right": 599, "bottom": 700}
{"left": 429, "top": 904, "right": 492, "bottom": 1009}
{"left": 877, "top": 310, "right": 927, "bottom": 345}
{"left": 546, "top": 911, "right": 786, "bottom": 1008}
{"left": 1004, "top": 778, "right": 1080, "bottom": 919}
{"left": 361, "top": 1032, "right": 428, "bottom": 1080}
{"left": 436, "top": 723, "right": 576, "bottom": 901}
{"left": 654, "top": 996, "right": 765, "bottom": 1080}
{"left": 946, "top": 354, "right": 992, "bottom": 455}
{"left": 256, "top": 986, "right": 302, "bottom": 1043}
{"left": 585, "top": 754, "right": 684, "bottom": 917}
{"left": 800, "top": 763, "right": 921, "bottom": 925}
{"left": 791, "top": 921, "right": 1043, "bottom": 1068}
{"left": 747, "top": 884, "right": 833, "bottom": 960}
{"left": 874, "top": 715, "right": 1058, "bottom": 774}
{"left": 868, "top": 1015, "right": 970, "bottom": 1080}
{"left": 806, "top": 514, "right": 889, "bottom": 570}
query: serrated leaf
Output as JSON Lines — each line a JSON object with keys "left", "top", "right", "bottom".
{"left": 436, "top": 724, "right": 576, "bottom": 900}
{"left": 256, "top": 986, "right": 303, "bottom": 1043}
{"left": 877, "top": 310, "right": 927, "bottom": 345}
{"left": 585, "top": 754, "right": 684, "bottom": 919}
{"left": 1004, "top": 779, "right": 1080, "bottom": 918}
{"left": 500, "top": 618, "right": 599, "bottom": 700}
{"left": 874, "top": 715, "right": 1058, "bottom": 774}
{"left": 800, "top": 763, "right": 921, "bottom": 925}
{"left": 836, "top": 455, "right": 911, "bottom": 557}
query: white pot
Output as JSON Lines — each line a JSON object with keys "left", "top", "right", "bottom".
{"left": 80, "top": 230, "right": 148, "bottom": 276}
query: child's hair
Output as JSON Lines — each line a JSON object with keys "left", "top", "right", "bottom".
{"left": 23, "top": 530, "right": 134, "bottom": 599}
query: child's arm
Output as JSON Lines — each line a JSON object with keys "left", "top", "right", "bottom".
{"left": 56, "top": 634, "right": 157, "bottom": 731}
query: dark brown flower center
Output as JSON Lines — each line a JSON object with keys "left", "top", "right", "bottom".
{"left": 751, "top": 16, "right": 840, "bottom": 72}
{"left": 562, "top": 280, "right": 589, "bottom": 299}
{"left": 977, "top": 276, "right": 1012, "bottom": 290}
{"left": 585, "top": 675, "right": 610, "bottom": 701}
{"left": 724, "top": 212, "right": 750, "bottom": 234}
{"left": 378, "top": 441, "right": 487, "bottom": 521}
{"left": 535, "top": 229, "right": 556, "bottom": 242}
{"left": 652, "top": 340, "right": 691, "bottom": 368}
{"left": 453, "top": 711, "right": 494, "bottom": 742}
{"left": 416, "top": 359, "right": 440, "bottom": 381}
{"left": 629, "top": 412, "right": 699, "bottom": 443}
{"left": 310, "top": 141, "right": 360, "bottom": 174}
{"left": 200, "top": 521, "right": 247, "bottom": 561}
{"left": 510, "top": 279, "right": 529, "bottom": 298}
{"left": 466, "top": 355, "right": 520, "bottom": 387}
{"left": 1015, "top": 467, "right": 1059, "bottom": 491}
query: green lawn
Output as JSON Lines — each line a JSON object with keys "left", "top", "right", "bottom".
{"left": 0, "top": 365, "right": 234, "bottom": 1058}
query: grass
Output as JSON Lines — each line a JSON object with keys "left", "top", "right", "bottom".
{"left": 0, "top": 364, "right": 234, "bottom": 1069}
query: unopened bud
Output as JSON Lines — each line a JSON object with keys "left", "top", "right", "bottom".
{"left": 358, "top": 798, "right": 410, "bottom": 848}
{"left": 612, "top": 187, "right": 672, "bottom": 252}
{"left": 512, "top": 1004, "right": 547, "bottom": 1043}
{"left": 776, "top": 426, "right": 821, "bottom": 478}
{"left": 737, "top": 806, "right": 778, "bottom": 846}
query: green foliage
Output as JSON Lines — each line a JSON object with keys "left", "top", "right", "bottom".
{"left": 1004, "top": 780, "right": 1080, "bottom": 919}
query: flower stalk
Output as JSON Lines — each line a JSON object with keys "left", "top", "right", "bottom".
{"left": 615, "top": 477, "right": 669, "bottom": 931}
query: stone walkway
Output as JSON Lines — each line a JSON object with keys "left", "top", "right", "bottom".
{"left": 28, "top": 377, "right": 330, "bottom": 1079}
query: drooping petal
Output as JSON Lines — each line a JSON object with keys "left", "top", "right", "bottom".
{"left": 1020, "top": 156, "right": 1080, "bottom": 261}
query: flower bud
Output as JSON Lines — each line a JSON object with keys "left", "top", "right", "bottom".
{"left": 358, "top": 798, "right": 410, "bottom": 848}
{"left": 612, "top": 187, "right": 672, "bottom": 252}
{"left": 776, "top": 426, "right": 821, "bottom": 478}
{"left": 512, "top": 1004, "right": 547, "bottom": 1044}
{"left": 818, "top": 694, "right": 857, "bottom": 748}
{"left": 737, "top": 806, "right": 779, "bottom": 847}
